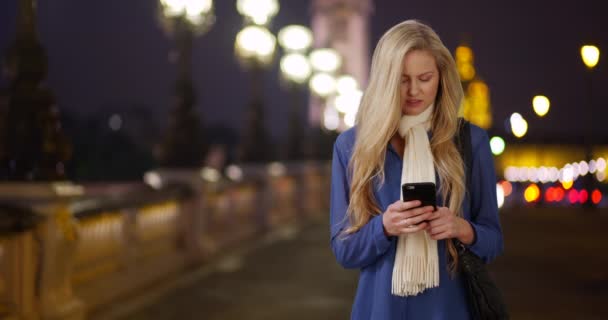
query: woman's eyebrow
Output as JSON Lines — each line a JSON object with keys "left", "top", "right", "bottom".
{"left": 401, "top": 71, "right": 435, "bottom": 77}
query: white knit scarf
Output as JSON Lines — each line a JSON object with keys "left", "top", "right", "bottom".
{"left": 391, "top": 104, "right": 439, "bottom": 296}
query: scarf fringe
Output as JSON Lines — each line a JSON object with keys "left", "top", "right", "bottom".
{"left": 392, "top": 239, "right": 439, "bottom": 296}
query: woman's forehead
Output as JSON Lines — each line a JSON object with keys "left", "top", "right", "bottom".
{"left": 401, "top": 50, "right": 437, "bottom": 75}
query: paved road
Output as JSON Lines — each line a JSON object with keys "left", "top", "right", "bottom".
{"left": 121, "top": 207, "right": 608, "bottom": 319}
{"left": 492, "top": 207, "right": 608, "bottom": 320}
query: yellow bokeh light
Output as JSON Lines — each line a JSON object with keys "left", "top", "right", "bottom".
{"left": 561, "top": 180, "right": 573, "bottom": 190}
{"left": 580, "top": 45, "right": 600, "bottom": 69}
{"left": 309, "top": 48, "right": 342, "bottom": 73}
{"left": 237, "top": 0, "right": 279, "bottom": 25}
{"left": 309, "top": 72, "right": 336, "bottom": 97}
{"left": 524, "top": 184, "right": 540, "bottom": 202}
{"left": 456, "top": 46, "right": 474, "bottom": 63}
{"left": 458, "top": 64, "right": 476, "bottom": 81}
{"left": 280, "top": 53, "right": 311, "bottom": 83}
{"left": 235, "top": 25, "right": 277, "bottom": 65}
{"left": 532, "top": 95, "right": 551, "bottom": 117}
{"left": 278, "top": 25, "right": 313, "bottom": 52}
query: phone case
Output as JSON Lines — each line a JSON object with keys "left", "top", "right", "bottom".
{"left": 401, "top": 182, "right": 437, "bottom": 209}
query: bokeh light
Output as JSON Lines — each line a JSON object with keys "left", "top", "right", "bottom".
{"left": 592, "top": 189, "right": 602, "bottom": 205}
{"left": 532, "top": 95, "right": 550, "bottom": 117}
{"left": 500, "top": 180, "right": 513, "bottom": 197}
{"left": 496, "top": 183, "right": 505, "bottom": 209}
{"left": 524, "top": 184, "right": 540, "bottom": 203}
{"left": 490, "top": 136, "right": 506, "bottom": 156}
{"left": 580, "top": 45, "right": 600, "bottom": 69}
{"left": 510, "top": 113, "right": 528, "bottom": 138}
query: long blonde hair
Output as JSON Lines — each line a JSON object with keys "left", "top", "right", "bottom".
{"left": 345, "top": 20, "right": 465, "bottom": 271}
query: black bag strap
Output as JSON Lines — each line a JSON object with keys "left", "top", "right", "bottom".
{"left": 456, "top": 117, "right": 473, "bottom": 218}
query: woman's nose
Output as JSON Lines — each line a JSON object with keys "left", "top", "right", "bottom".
{"left": 408, "top": 81, "right": 420, "bottom": 96}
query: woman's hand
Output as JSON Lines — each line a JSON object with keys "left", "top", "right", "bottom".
{"left": 382, "top": 200, "right": 434, "bottom": 237}
{"left": 426, "top": 207, "right": 475, "bottom": 244}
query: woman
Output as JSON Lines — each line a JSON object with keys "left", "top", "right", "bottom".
{"left": 330, "top": 20, "right": 503, "bottom": 319}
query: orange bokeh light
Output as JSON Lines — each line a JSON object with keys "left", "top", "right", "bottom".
{"left": 500, "top": 180, "right": 513, "bottom": 197}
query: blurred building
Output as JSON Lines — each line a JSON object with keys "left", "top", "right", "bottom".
{"left": 455, "top": 44, "right": 492, "bottom": 130}
{"left": 309, "top": 0, "right": 372, "bottom": 128}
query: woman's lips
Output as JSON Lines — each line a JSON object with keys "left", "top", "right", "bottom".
{"left": 406, "top": 99, "right": 423, "bottom": 107}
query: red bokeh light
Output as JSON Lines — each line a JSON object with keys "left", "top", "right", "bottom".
{"left": 555, "top": 187, "right": 565, "bottom": 202}
{"left": 545, "top": 187, "right": 554, "bottom": 202}
{"left": 591, "top": 189, "right": 602, "bottom": 205}
{"left": 568, "top": 189, "right": 579, "bottom": 204}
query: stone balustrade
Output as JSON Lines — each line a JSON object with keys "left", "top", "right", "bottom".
{"left": 0, "top": 162, "right": 330, "bottom": 319}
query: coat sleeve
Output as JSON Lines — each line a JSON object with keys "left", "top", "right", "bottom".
{"left": 466, "top": 129, "right": 504, "bottom": 262}
{"left": 329, "top": 139, "right": 393, "bottom": 269}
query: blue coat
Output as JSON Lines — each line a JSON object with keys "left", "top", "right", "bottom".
{"left": 329, "top": 124, "right": 504, "bottom": 320}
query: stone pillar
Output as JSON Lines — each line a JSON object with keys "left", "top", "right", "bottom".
{"left": 2, "top": 231, "right": 37, "bottom": 319}
{"left": 37, "top": 204, "right": 84, "bottom": 320}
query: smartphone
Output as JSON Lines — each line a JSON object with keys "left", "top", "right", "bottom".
{"left": 401, "top": 182, "right": 437, "bottom": 210}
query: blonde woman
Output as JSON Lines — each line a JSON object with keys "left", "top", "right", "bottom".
{"left": 330, "top": 20, "right": 503, "bottom": 319}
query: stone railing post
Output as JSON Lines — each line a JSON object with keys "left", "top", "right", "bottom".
{"left": 37, "top": 203, "right": 84, "bottom": 320}
{"left": 1, "top": 230, "right": 37, "bottom": 320}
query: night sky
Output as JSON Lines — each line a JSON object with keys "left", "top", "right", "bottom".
{"left": 1, "top": 0, "right": 607, "bottom": 144}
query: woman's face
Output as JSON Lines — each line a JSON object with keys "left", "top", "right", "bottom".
{"left": 400, "top": 49, "right": 440, "bottom": 115}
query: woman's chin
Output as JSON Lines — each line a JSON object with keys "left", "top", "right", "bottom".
{"left": 402, "top": 104, "right": 429, "bottom": 116}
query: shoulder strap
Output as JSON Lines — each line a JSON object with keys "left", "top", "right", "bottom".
{"left": 456, "top": 118, "right": 473, "bottom": 217}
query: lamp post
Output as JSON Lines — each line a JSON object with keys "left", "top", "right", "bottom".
{"left": 277, "top": 25, "right": 313, "bottom": 161}
{"left": 157, "top": 0, "right": 215, "bottom": 167}
{"left": 235, "top": 0, "right": 278, "bottom": 163}
{"left": 1, "top": 0, "right": 71, "bottom": 181}
{"left": 308, "top": 47, "right": 343, "bottom": 158}
{"left": 333, "top": 75, "right": 362, "bottom": 129}
{"left": 580, "top": 44, "right": 600, "bottom": 208}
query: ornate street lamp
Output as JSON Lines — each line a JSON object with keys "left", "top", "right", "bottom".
{"left": 277, "top": 25, "right": 313, "bottom": 160}
{"left": 237, "top": 0, "right": 279, "bottom": 26}
{"left": 306, "top": 47, "right": 344, "bottom": 158}
{"left": 1, "top": 0, "right": 71, "bottom": 181}
{"left": 156, "top": 0, "right": 215, "bottom": 167}
{"left": 308, "top": 48, "right": 342, "bottom": 129}
{"left": 235, "top": 1, "right": 278, "bottom": 163}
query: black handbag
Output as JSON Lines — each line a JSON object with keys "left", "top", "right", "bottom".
{"left": 456, "top": 119, "right": 509, "bottom": 320}
{"left": 457, "top": 242, "right": 509, "bottom": 320}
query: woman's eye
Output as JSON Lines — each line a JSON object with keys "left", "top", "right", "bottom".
{"left": 420, "top": 77, "right": 431, "bottom": 82}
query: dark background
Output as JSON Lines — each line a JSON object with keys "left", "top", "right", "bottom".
{"left": 1, "top": 0, "right": 606, "bottom": 180}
